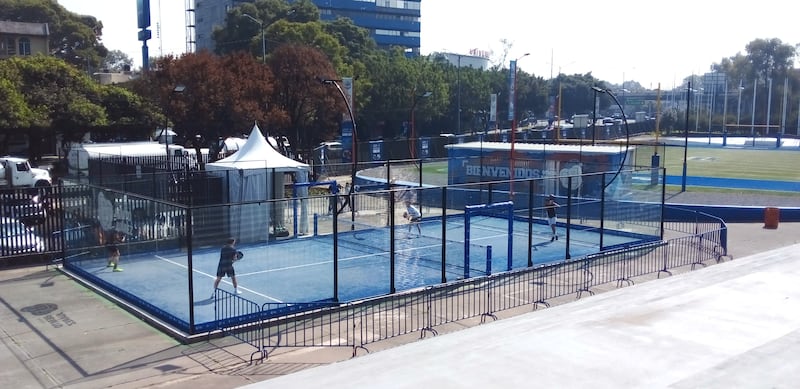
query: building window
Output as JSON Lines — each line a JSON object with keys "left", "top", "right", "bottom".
{"left": 5, "top": 37, "right": 16, "bottom": 55}
{"left": 18, "top": 37, "right": 31, "bottom": 55}
{"left": 377, "top": 0, "right": 420, "bottom": 10}
{"left": 375, "top": 29, "right": 400, "bottom": 36}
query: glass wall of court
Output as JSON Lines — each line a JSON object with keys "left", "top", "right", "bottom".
{"left": 59, "top": 165, "right": 665, "bottom": 335}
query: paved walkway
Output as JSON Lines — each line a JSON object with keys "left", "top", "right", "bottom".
{"left": 2, "top": 221, "right": 799, "bottom": 388}
{"left": 244, "top": 239, "right": 800, "bottom": 389}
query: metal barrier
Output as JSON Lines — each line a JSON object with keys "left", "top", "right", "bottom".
{"left": 212, "top": 288, "right": 265, "bottom": 362}
{"left": 216, "top": 217, "right": 727, "bottom": 363}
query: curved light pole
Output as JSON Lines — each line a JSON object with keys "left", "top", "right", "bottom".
{"left": 597, "top": 88, "right": 630, "bottom": 191}
{"left": 241, "top": 14, "right": 265, "bottom": 63}
{"left": 318, "top": 77, "right": 358, "bottom": 216}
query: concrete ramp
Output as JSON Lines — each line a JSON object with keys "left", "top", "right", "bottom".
{"left": 241, "top": 243, "right": 800, "bottom": 388}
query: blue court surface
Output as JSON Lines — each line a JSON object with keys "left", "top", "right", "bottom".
{"left": 74, "top": 215, "right": 648, "bottom": 329}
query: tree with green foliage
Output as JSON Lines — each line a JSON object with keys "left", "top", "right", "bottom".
{"left": 356, "top": 50, "right": 448, "bottom": 140}
{"left": 0, "top": 55, "right": 160, "bottom": 160}
{"left": 212, "top": 0, "right": 319, "bottom": 60}
{"left": 0, "top": 0, "right": 109, "bottom": 71}
{"left": 547, "top": 72, "right": 607, "bottom": 120}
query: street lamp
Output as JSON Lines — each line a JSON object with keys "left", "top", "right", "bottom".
{"left": 242, "top": 13, "right": 265, "bottom": 63}
{"left": 509, "top": 52, "right": 529, "bottom": 196}
{"left": 164, "top": 84, "right": 186, "bottom": 172}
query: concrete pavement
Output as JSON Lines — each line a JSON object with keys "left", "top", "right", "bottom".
{"left": 1, "top": 222, "right": 799, "bottom": 388}
{"left": 244, "top": 236, "right": 800, "bottom": 389}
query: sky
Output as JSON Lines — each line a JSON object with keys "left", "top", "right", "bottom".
{"left": 57, "top": 0, "right": 800, "bottom": 89}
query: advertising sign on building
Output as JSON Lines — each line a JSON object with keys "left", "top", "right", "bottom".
{"left": 445, "top": 142, "right": 633, "bottom": 198}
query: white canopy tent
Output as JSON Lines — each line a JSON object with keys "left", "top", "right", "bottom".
{"left": 206, "top": 123, "right": 310, "bottom": 243}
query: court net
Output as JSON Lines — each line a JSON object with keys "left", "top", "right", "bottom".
{"left": 332, "top": 218, "right": 495, "bottom": 278}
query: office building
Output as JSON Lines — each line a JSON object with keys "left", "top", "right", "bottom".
{"left": 188, "top": 0, "right": 421, "bottom": 55}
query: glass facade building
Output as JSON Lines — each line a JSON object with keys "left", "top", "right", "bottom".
{"left": 192, "top": 0, "right": 421, "bottom": 55}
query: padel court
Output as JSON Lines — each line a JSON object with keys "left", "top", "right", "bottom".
{"left": 68, "top": 207, "right": 651, "bottom": 330}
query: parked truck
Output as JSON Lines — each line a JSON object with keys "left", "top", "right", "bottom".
{"left": 0, "top": 157, "right": 51, "bottom": 226}
{"left": 0, "top": 156, "right": 52, "bottom": 188}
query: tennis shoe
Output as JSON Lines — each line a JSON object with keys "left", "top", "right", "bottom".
{"left": 550, "top": 236, "right": 555, "bottom": 242}
{"left": 113, "top": 267, "right": 123, "bottom": 272}
{"left": 555, "top": 235, "right": 559, "bottom": 240}
{"left": 235, "top": 289, "right": 242, "bottom": 295}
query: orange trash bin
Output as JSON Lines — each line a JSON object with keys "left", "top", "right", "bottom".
{"left": 764, "top": 207, "right": 780, "bottom": 229}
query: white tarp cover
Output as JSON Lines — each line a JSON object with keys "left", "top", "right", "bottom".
{"left": 205, "top": 123, "right": 309, "bottom": 242}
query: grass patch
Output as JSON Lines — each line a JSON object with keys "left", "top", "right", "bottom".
{"left": 636, "top": 144, "right": 800, "bottom": 181}
{"left": 663, "top": 185, "right": 797, "bottom": 197}
{"left": 406, "top": 142, "right": 799, "bottom": 195}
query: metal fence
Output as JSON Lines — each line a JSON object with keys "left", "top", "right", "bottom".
{"left": 51, "top": 164, "right": 667, "bottom": 335}
{"left": 213, "top": 212, "right": 728, "bottom": 363}
{"left": 0, "top": 186, "right": 86, "bottom": 262}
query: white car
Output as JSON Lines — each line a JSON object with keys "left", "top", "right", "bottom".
{"left": 0, "top": 217, "right": 44, "bottom": 255}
